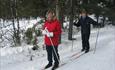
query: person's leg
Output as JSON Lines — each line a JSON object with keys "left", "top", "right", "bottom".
{"left": 81, "top": 34, "right": 86, "bottom": 51}
{"left": 53, "top": 46, "right": 60, "bottom": 64}
{"left": 85, "top": 34, "right": 90, "bottom": 53}
{"left": 52, "top": 46, "right": 60, "bottom": 69}
{"left": 45, "top": 46, "right": 53, "bottom": 69}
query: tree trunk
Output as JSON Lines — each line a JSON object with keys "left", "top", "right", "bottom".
{"left": 113, "top": 0, "right": 115, "bottom": 5}
{"left": 83, "top": 0, "right": 88, "bottom": 4}
{"left": 68, "top": 0, "right": 74, "bottom": 40}
{"left": 10, "top": 0, "right": 21, "bottom": 46}
{"left": 96, "top": 16, "right": 99, "bottom": 28}
{"left": 102, "top": 16, "right": 105, "bottom": 27}
{"left": 56, "top": 0, "right": 62, "bottom": 43}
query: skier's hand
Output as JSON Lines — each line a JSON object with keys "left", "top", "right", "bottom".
{"left": 42, "top": 30, "right": 47, "bottom": 35}
{"left": 44, "top": 27, "right": 54, "bottom": 37}
{"left": 73, "top": 22, "right": 77, "bottom": 26}
{"left": 46, "top": 32, "right": 54, "bottom": 37}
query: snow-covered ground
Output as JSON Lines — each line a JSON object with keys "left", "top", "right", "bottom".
{"left": 0, "top": 17, "right": 43, "bottom": 47}
{"left": 0, "top": 25, "right": 115, "bottom": 70}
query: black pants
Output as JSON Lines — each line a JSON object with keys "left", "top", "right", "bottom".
{"left": 46, "top": 45, "right": 60, "bottom": 64}
{"left": 81, "top": 34, "right": 90, "bottom": 51}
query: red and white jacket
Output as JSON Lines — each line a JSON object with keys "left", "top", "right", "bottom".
{"left": 43, "top": 19, "right": 62, "bottom": 46}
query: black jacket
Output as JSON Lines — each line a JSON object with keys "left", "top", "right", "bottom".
{"left": 74, "top": 16, "right": 98, "bottom": 35}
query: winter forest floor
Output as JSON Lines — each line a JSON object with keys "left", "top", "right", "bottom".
{"left": 0, "top": 25, "right": 115, "bottom": 70}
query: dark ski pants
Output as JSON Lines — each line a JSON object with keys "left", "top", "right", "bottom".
{"left": 46, "top": 45, "right": 60, "bottom": 65}
{"left": 81, "top": 34, "right": 90, "bottom": 51}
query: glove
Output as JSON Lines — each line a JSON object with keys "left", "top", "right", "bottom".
{"left": 46, "top": 32, "right": 54, "bottom": 37}
{"left": 73, "top": 22, "right": 77, "bottom": 25}
{"left": 42, "top": 30, "right": 47, "bottom": 35}
{"left": 44, "top": 27, "right": 54, "bottom": 37}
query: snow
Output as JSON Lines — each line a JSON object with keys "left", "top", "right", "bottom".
{"left": 0, "top": 45, "right": 33, "bottom": 56}
{"left": 0, "top": 17, "right": 43, "bottom": 47}
{"left": 0, "top": 25, "right": 115, "bottom": 70}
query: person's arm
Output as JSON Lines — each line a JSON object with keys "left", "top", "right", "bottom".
{"left": 89, "top": 17, "right": 98, "bottom": 25}
{"left": 53, "top": 21, "right": 62, "bottom": 37}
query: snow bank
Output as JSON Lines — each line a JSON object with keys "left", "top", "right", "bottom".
{"left": 0, "top": 45, "right": 33, "bottom": 56}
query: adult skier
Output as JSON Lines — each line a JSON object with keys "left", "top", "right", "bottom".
{"left": 74, "top": 9, "right": 98, "bottom": 53}
{"left": 42, "top": 9, "right": 62, "bottom": 70}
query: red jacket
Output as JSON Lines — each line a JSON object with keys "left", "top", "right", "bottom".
{"left": 43, "top": 19, "right": 62, "bottom": 46}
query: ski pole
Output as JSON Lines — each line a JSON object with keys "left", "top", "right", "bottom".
{"left": 94, "top": 28, "right": 100, "bottom": 54}
{"left": 45, "top": 28, "right": 60, "bottom": 63}
{"left": 71, "top": 19, "right": 80, "bottom": 51}
{"left": 71, "top": 27, "right": 80, "bottom": 52}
